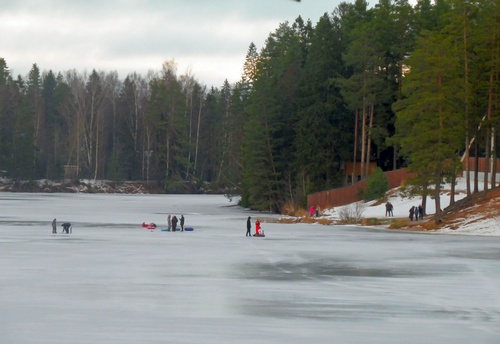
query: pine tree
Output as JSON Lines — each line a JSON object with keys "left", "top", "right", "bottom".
{"left": 41, "top": 70, "right": 59, "bottom": 179}
{"left": 471, "top": 0, "right": 500, "bottom": 190}
{"left": 146, "top": 60, "right": 188, "bottom": 188}
{"left": 394, "top": 29, "right": 465, "bottom": 223}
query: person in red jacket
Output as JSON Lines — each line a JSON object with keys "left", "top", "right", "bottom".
{"left": 255, "top": 219, "right": 261, "bottom": 235}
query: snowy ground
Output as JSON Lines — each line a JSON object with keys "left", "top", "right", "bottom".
{"left": 1, "top": 192, "right": 500, "bottom": 343}
{"left": 329, "top": 176, "right": 500, "bottom": 236}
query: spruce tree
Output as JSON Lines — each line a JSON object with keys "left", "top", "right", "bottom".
{"left": 294, "top": 14, "right": 351, "bottom": 204}
{"left": 242, "top": 21, "right": 304, "bottom": 211}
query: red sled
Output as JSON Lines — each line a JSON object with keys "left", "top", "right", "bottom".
{"left": 142, "top": 222, "right": 157, "bottom": 230}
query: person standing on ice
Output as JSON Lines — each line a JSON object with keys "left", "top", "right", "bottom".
{"left": 246, "top": 216, "right": 252, "bottom": 237}
{"left": 52, "top": 218, "right": 57, "bottom": 233}
{"left": 180, "top": 215, "right": 185, "bottom": 231}
{"left": 167, "top": 215, "right": 171, "bottom": 230}
{"left": 171, "top": 216, "right": 178, "bottom": 231}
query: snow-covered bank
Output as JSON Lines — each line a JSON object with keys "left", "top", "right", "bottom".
{"left": 328, "top": 176, "right": 500, "bottom": 236}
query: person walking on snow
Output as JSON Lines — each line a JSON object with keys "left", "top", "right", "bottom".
{"left": 409, "top": 206, "right": 415, "bottom": 221}
{"left": 167, "top": 215, "right": 172, "bottom": 230}
{"left": 52, "top": 218, "right": 57, "bottom": 233}
{"left": 246, "top": 216, "right": 252, "bottom": 237}
{"left": 385, "top": 202, "right": 393, "bottom": 217}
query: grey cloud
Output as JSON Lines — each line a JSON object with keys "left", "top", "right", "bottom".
{"left": 1, "top": 0, "right": 337, "bottom": 86}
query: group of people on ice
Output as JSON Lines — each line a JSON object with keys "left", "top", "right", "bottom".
{"left": 167, "top": 214, "right": 185, "bottom": 231}
{"left": 246, "top": 216, "right": 264, "bottom": 237}
{"left": 51, "top": 218, "right": 72, "bottom": 234}
{"left": 142, "top": 214, "right": 186, "bottom": 231}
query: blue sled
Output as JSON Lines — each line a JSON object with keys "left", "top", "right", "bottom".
{"left": 161, "top": 227, "right": 194, "bottom": 232}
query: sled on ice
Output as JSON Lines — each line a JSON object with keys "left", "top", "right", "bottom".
{"left": 161, "top": 227, "right": 194, "bottom": 232}
{"left": 141, "top": 222, "right": 157, "bottom": 230}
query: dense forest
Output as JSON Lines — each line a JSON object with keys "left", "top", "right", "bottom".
{"left": 0, "top": 0, "right": 498, "bottom": 214}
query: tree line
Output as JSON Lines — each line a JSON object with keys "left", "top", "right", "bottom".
{"left": 0, "top": 0, "right": 498, "bottom": 215}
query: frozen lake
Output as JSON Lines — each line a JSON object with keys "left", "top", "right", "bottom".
{"left": 1, "top": 193, "right": 500, "bottom": 344}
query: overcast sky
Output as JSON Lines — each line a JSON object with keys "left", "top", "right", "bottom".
{"left": 1, "top": 0, "right": 345, "bottom": 87}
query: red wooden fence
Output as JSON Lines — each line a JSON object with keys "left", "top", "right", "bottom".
{"left": 307, "top": 169, "right": 414, "bottom": 209}
{"left": 308, "top": 158, "right": 500, "bottom": 210}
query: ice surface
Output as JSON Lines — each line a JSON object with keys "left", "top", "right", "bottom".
{"left": 1, "top": 193, "right": 500, "bottom": 343}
